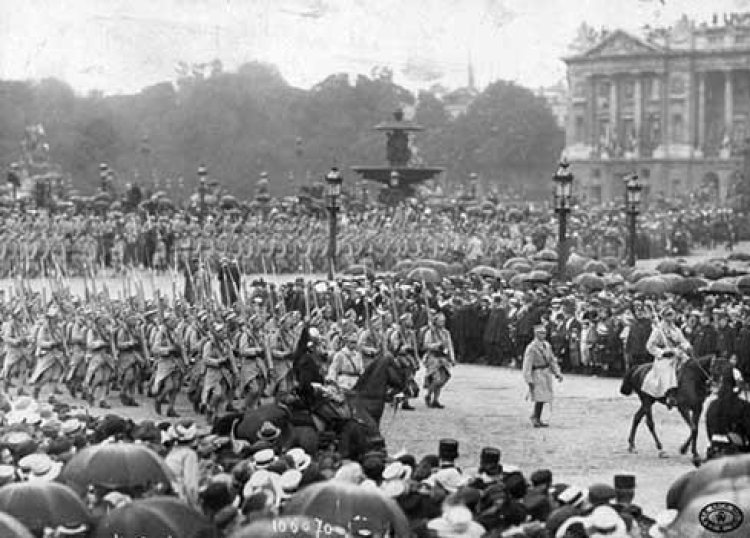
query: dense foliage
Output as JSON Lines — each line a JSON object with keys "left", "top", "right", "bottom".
{"left": 0, "top": 62, "right": 564, "bottom": 199}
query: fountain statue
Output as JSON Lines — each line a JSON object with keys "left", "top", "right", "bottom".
{"left": 351, "top": 109, "right": 444, "bottom": 204}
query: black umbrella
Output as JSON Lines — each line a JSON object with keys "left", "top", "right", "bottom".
{"left": 92, "top": 496, "right": 218, "bottom": 538}
{"left": 283, "top": 481, "right": 409, "bottom": 537}
{"left": 0, "top": 512, "right": 33, "bottom": 538}
{"left": 60, "top": 442, "right": 174, "bottom": 496}
{"left": 0, "top": 482, "right": 91, "bottom": 536}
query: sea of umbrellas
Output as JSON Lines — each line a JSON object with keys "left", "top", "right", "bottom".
{"left": 0, "top": 393, "right": 747, "bottom": 537}
{"left": 356, "top": 249, "right": 750, "bottom": 298}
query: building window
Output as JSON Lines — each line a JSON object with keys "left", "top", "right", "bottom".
{"left": 641, "top": 168, "right": 650, "bottom": 179}
{"left": 650, "top": 78, "right": 661, "bottom": 101}
{"left": 670, "top": 75, "right": 686, "bottom": 96}
{"left": 573, "top": 82, "right": 586, "bottom": 98}
{"left": 672, "top": 113, "right": 685, "bottom": 142}
{"left": 599, "top": 81, "right": 611, "bottom": 98}
{"left": 575, "top": 116, "right": 585, "bottom": 143}
{"left": 624, "top": 80, "right": 635, "bottom": 102}
{"left": 593, "top": 169, "right": 601, "bottom": 179}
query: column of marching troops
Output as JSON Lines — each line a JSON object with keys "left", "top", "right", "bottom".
{"left": 0, "top": 281, "right": 454, "bottom": 422}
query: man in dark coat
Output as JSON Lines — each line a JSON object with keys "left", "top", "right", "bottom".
{"left": 624, "top": 307, "right": 652, "bottom": 369}
{"left": 691, "top": 311, "right": 718, "bottom": 357}
{"left": 292, "top": 327, "right": 326, "bottom": 409}
{"left": 218, "top": 257, "right": 241, "bottom": 307}
{"left": 483, "top": 295, "right": 514, "bottom": 366}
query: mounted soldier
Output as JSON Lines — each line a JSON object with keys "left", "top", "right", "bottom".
{"left": 643, "top": 306, "right": 692, "bottom": 408}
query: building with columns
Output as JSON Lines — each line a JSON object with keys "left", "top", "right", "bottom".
{"left": 563, "top": 15, "right": 749, "bottom": 204}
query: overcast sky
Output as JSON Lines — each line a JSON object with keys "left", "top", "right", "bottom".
{"left": 0, "top": 0, "right": 747, "bottom": 96}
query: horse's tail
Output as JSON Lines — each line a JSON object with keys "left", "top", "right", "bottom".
{"left": 620, "top": 368, "right": 635, "bottom": 396}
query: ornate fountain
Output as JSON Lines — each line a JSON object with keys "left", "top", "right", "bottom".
{"left": 351, "top": 109, "right": 443, "bottom": 203}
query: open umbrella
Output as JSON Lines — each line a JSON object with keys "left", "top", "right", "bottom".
{"left": 496, "top": 268, "right": 518, "bottom": 281}
{"left": 564, "top": 254, "right": 591, "bottom": 278}
{"left": 702, "top": 279, "right": 740, "bottom": 295}
{"left": 220, "top": 195, "right": 238, "bottom": 210}
{"left": 628, "top": 269, "right": 658, "bottom": 283}
{"left": 503, "top": 257, "right": 529, "bottom": 269}
{"left": 93, "top": 496, "right": 217, "bottom": 538}
{"left": 584, "top": 260, "right": 608, "bottom": 274}
{"left": 407, "top": 267, "right": 441, "bottom": 284}
{"left": 0, "top": 513, "right": 33, "bottom": 538}
{"left": 692, "top": 262, "right": 724, "bottom": 280}
{"left": 533, "top": 249, "right": 558, "bottom": 262}
{"left": 525, "top": 270, "right": 552, "bottom": 283}
{"left": 469, "top": 265, "right": 501, "bottom": 278}
{"left": 728, "top": 252, "right": 750, "bottom": 262}
{"left": 669, "top": 277, "right": 708, "bottom": 296}
{"left": 573, "top": 273, "right": 605, "bottom": 291}
{"left": 669, "top": 454, "right": 750, "bottom": 513}
{"left": 656, "top": 260, "right": 683, "bottom": 274}
{"left": 533, "top": 261, "right": 557, "bottom": 274}
{"left": 667, "top": 486, "right": 750, "bottom": 537}
{"left": 737, "top": 275, "right": 750, "bottom": 295}
{"left": 0, "top": 482, "right": 91, "bottom": 536}
{"left": 603, "top": 273, "right": 625, "bottom": 287}
{"left": 446, "top": 262, "right": 464, "bottom": 276}
{"left": 60, "top": 442, "right": 174, "bottom": 496}
{"left": 509, "top": 274, "right": 530, "bottom": 288}
{"left": 283, "top": 481, "right": 410, "bottom": 538}
{"left": 601, "top": 256, "right": 620, "bottom": 270}
{"left": 634, "top": 275, "right": 670, "bottom": 296}
{"left": 508, "top": 262, "right": 532, "bottom": 274}
{"left": 413, "top": 259, "right": 450, "bottom": 275}
{"left": 343, "top": 265, "right": 374, "bottom": 278}
{"left": 392, "top": 260, "right": 415, "bottom": 273}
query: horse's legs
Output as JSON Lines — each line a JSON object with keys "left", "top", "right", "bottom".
{"left": 643, "top": 403, "right": 664, "bottom": 453}
{"left": 628, "top": 399, "right": 647, "bottom": 452}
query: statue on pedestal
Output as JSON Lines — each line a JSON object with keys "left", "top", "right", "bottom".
{"left": 386, "top": 130, "right": 411, "bottom": 167}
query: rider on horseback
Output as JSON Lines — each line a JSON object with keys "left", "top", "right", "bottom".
{"left": 643, "top": 306, "right": 692, "bottom": 409}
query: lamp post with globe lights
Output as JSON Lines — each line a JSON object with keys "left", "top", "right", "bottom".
{"left": 624, "top": 174, "right": 643, "bottom": 267}
{"left": 552, "top": 159, "right": 574, "bottom": 279}
{"left": 198, "top": 164, "right": 208, "bottom": 225}
{"left": 325, "top": 167, "right": 343, "bottom": 280}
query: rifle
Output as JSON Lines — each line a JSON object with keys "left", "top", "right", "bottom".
{"left": 156, "top": 292, "right": 188, "bottom": 375}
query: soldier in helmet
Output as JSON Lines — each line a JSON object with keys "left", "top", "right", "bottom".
{"left": 30, "top": 305, "right": 66, "bottom": 402}
{"left": 2, "top": 304, "right": 31, "bottom": 396}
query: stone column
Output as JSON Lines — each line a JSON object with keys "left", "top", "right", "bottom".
{"left": 589, "top": 76, "right": 597, "bottom": 148}
{"left": 697, "top": 72, "right": 706, "bottom": 152}
{"left": 609, "top": 76, "right": 619, "bottom": 146}
{"left": 725, "top": 69, "right": 734, "bottom": 136}
{"left": 633, "top": 75, "right": 643, "bottom": 155}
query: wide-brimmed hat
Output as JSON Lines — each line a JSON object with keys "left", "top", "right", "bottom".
{"left": 428, "top": 468, "right": 468, "bottom": 493}
{"left": 286, "top": 448, "right": 311, "bottom": 471}
{"left": 168, "top": 420, "right": 198, "bottom": 443}
{"left": 279, "top": 469, "right": 302, "bottom": 499}
{"left": 19, "top": 454, "right": 63, "bottom": 482}
{"left": 257, "top": 422, "right": 281, "bottom": 443}
{"left": 253, "top": 448, "right": 276, "bottom": 468}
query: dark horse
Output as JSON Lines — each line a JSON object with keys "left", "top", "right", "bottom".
{"left": 705, "top": 370, "right": 750, "bottom": 460}
{"left": 213, "top": 354, "right": 411, "bottom": 459}
{"left": 620, "top": 356, "right": 714, "bottom": 462}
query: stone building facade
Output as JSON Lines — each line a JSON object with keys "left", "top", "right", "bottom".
{"left": 563, "top": 15, "right": 749, "bottom": 204}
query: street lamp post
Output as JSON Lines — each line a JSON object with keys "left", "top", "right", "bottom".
{"left": 99, "top": 163, "right": 109, "bottom": 192}
{"left": 198, "top": 164, "right": 208, "bottom": 225}
{"left": 624, "top": 174, "right": 643, "bottom": 267}
{"left": 325, "top": 167, "right": 343, "bottom": 280}
{"left": 552, "top": 159, "right": 574, "bottom": 279}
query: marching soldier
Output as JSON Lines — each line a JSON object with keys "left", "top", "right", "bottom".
{"left": 388, "top": 312, "right": 419, "bottom": 410}
{"left": 83, "top": 314, "right": 115, "bottom": 408}
{"left": 2, "top": 305, "right": 31, "bottom": 395}
{"left": 151, "top": 315, "right": 184, "bottom": 418}
{"left": 30, "top": 305, "right": 66, "bottom": 402}
{"left": 236, "top": 315, "right": 270, "bottom": 410}
{"left": 269, "top": 313, "right": 297, "bottom": 400}
{"left": 201, "top": 322, "right": 236, "bottom": 423}
{"left": 422, "top": 311, "right": 456, "bottom": 409}
{"left": 64, "top": 309, "right": 88, "bottom": 397}
{"left": 115, "top": 316, "right": 143, "bottom": 406}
